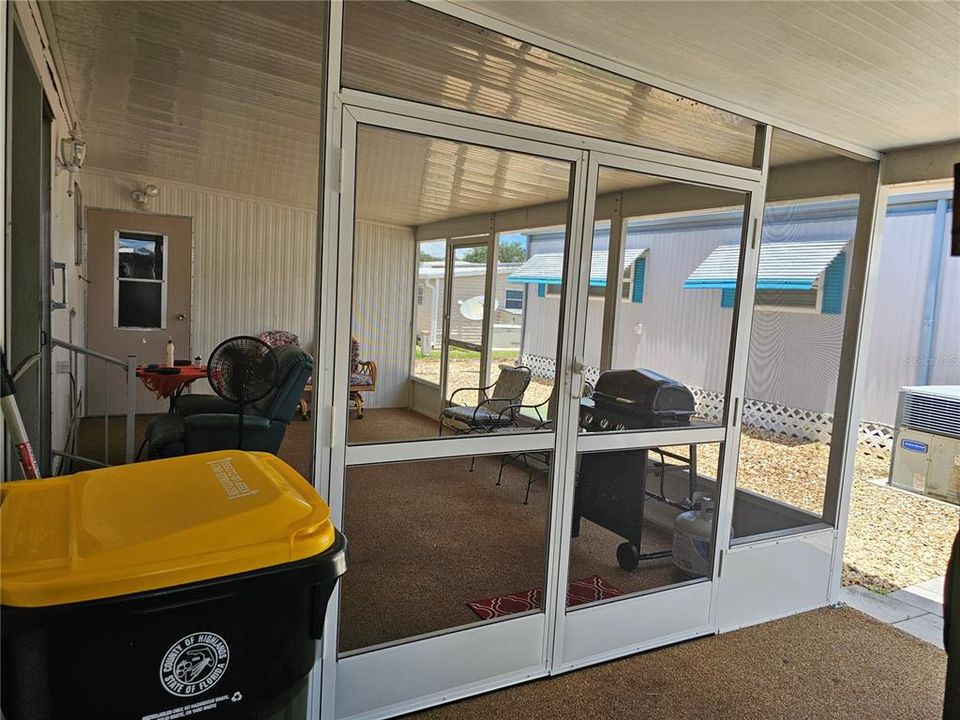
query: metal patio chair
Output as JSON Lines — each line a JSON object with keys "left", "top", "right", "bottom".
{"left": 438, "top": 364, "right": 532, "bottom": 437}
{"left": 494, "top": 391, "right": 557, "bottom": 504}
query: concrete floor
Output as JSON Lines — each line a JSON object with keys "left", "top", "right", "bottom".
{"left": 840, "top": 576, "right": 945, "bottom": 649}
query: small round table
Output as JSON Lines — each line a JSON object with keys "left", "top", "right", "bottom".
{"left": 136, "top": 365, "right": 208, "bottom": 412}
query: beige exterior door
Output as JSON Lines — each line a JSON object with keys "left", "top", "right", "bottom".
{"left": 86, "top": 209, "right": 192, "bottom": 415}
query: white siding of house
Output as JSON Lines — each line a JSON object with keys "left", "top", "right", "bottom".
{"left": 523, "top": 214, "right": 858, "bottom": 412}
{"left": 859, "top": 210, "right": 936, "bottom": 423}
{"left": 930, "top": 208, "right": 959, "bottom": 387}
{"left": 521, "top": 200, "right": 957, "bottom": 426}
{"left": 353, "top": 221, "right": 416, "bottom": 409}
{"left": 522, "top": 226, "right": 747, "bottom": 396}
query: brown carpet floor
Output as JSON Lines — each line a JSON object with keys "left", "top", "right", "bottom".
{"left": 406, "top": 606, "right": 948, "bottom": 720}
{"left": 338, "top": 409, "right": 692, "bottom": 653}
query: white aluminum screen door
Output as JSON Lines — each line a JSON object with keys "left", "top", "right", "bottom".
{"left": 439, "top": 236, "right": 492, "bottom": 405}
{"left": 550, "top": 153, "right": 757, "bottom": 670}
{"left": 326, "top": 106, "right": 764, "bottom": 718}
{"left": 327, "top": 106, "right": 587, "bottom": 720}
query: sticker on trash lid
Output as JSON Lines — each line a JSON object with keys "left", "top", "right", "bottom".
{"left": 207, "top": 457, "right": 259, "bottom": 500}
{"left": 160, "top": 632, "right": 230, "bottom": 697}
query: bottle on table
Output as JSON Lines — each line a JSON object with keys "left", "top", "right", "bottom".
{"left": 165, "top": 337, "right": 175, "bottom": 367}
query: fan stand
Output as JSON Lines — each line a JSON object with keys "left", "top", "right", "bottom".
{"left": 237, "top": 387, "right": 246, "bottom": 450}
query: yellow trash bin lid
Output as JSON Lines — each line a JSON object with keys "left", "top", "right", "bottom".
{"left": 1, "top": 451, "right": 336, "bottom": 608}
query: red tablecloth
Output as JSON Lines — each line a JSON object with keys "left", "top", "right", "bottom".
{"left": 136, "top": 366, "right": 208, "bottom": 399}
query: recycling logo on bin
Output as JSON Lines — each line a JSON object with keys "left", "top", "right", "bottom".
{"left": 160, "top": 632, "right": 230, "bottom": 697}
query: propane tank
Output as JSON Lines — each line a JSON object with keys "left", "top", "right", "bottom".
{"left": 672, "top": 492, "right": 714, "bottom": 576}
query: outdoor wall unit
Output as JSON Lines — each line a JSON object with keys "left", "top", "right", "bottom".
{"left": 889, "top": 386, "right": 960, "bottom": 504}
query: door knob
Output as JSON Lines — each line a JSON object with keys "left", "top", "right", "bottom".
{"left": 176, "top": 313, "right": 186, "bottom": 321}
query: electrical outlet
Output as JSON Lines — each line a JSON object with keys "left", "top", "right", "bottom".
{"left": 56, "top": 360, "right": 71, "bottom": 374}
{"left": 634, "top": 323, "right": 643, "bottom": 336}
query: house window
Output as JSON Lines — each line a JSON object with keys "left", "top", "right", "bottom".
{"left": 693, "top": 245, "right": 847, "bottom": 316}
{"left": 755, "top": 288, "right": 820, "bottom": 312}
{"left": 621, "top": 257, "right": 646, "bottom": 303}
{"left": 115, "top": 231, "right": 166, "bottom": 329}
{"left": 417, "top": 283, "right": 424, "bottom": 306}
{"left": 504, "top": 288, "right": 523, "bottom": 310}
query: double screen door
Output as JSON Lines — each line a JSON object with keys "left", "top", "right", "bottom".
{"left": 320, "top": 103, "right": 762, "bottom": 720}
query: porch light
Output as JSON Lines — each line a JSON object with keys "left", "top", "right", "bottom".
{"left": 56, "top": 129, "right": 86, "bottom": 197}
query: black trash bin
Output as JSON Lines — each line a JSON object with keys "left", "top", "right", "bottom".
{"left": 1, "top": 450, "right": 347, "bottom": 720}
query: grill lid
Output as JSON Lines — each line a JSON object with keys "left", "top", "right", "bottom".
{"left": 593, "top": 369, "right": 695, "bottom": 415}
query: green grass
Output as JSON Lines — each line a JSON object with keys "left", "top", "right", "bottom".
{"left": 415, "top": 347, "right": 519, "bottom": 361}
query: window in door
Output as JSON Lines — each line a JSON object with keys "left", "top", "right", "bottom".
{"left": 115, "top": 231, "right": 166, "bottom": 329}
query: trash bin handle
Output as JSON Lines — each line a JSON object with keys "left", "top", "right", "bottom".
{"left": 254, "top": 452, "right": 333, "bottom": 541}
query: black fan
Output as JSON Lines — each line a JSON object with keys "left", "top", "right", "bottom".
{"left": 207, "top": 336, "right": 278, "bottom": 450}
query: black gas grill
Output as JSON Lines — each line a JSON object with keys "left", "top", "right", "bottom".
{"left": 574, "top": 369, "right": 699, "bottom": 570}
{"left": 581, "top": 369, "right": 696, "bottom": 431}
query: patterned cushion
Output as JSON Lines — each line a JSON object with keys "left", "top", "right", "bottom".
{"left": 441, "top": 405, "right": 512, "bottom": 427}
{"left": 350, "top": 338, "right": 360, "bottom": 373}
{"left": 350, "top": 372, "right": 374, "bottom": 386}
{"left": 260, "top": 330, "right": 301, "bottom": 347}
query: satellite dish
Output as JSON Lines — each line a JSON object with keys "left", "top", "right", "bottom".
{"left": 459, "top": 296, "right": 485, "bottom": 321}
{"left": 458, "top": 296, "right": 499, "bottom": 321}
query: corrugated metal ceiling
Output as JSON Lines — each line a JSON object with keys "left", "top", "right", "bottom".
{"left": 44, "top": 0, "right": 326, "bottom": 207}
{"left": 43, "top": 0, "right": 879, "bottom": 218}
{"left": 356, "top": 126, "right": 681, "bottom": 227}
{"left": 457, "top": 0, "right": 960, "bottom": 152}
{"left": 356, "top": 126, "right": 571, "bottom": 226}
{"left": 343, "top": 0, "right": 760, "bottom": 167}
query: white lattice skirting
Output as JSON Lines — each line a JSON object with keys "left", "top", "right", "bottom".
{"left": 520, "top": 353, "right": 894, "bottom": 454}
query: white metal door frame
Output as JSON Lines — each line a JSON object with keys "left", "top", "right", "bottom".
{"left": 323, "top": 103, "right": 591, "bottom": 720}
{"left": 315, "top": 95, "right": 775, "bottom": 720}
{"left": 440, "top": 234, "right": 492, "bottom": 400}
{"left": 548, "top": 148, "right": 764, "bottom": 671}
{"left": 318, "top": 95, "right": 775, "bottom": 717}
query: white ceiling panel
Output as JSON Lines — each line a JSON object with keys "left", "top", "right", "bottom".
{"left": 356, "top": 126, "right": 573, "bottom": 226}
{"left": 455, "top": 0, "right": 960, "bottom": 152}
{"left": 44, "top": 0, "right": 326, "bottom": 206}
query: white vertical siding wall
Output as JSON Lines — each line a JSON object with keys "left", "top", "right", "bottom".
{"left": 524, "top": 214, "right": 858, "bottom": 413}
{"left": 859, "top": 210, "right": 936, "bottom": 422}
{"left": 930, "top": 208, "right": 959, "bottom": 387}
{"left": 521, "top": 199, "right": 956, "bottom": 426}
{"left": 352, "top": 221, "right": 415, "bottom": 408}
{"left": 522, "top": 228, "right": 736, "bottom": 394}
{"left": 79, "top": 169, "right": 318, "bottom": 361}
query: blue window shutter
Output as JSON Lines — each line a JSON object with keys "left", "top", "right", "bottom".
{"left": 537, "top": 283, "right": 546, "bottom": 298}
{"left": 821, "top": 252, "right": 846, "bottom": 314}
{"left": 631, "top": 257, "right": 646, "bottom": 303}
{"left": 720, "top": 288, "right": 735, "bottom": 308}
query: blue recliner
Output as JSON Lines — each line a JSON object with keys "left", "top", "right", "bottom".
{"left": 144, "top": 345, "right": 313, "bottom": 459}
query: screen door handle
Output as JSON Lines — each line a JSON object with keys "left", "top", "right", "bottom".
{"left": 51, "top": 262, "right": 68, "bottom": 310}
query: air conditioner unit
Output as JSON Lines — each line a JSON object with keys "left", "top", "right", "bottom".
{"left": 889, "top": 386, "right": 960, "bottom": 505}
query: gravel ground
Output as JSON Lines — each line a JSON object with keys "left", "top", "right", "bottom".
{"left": 714, "top": 432, "right": 958, "bottom": 592}
{"left": 422, "top": 359, "right": 959, "bottom": 591}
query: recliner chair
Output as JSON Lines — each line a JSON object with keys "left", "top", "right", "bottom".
{"left": 144, "top": 345, "right": 313, "bottom": 459}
